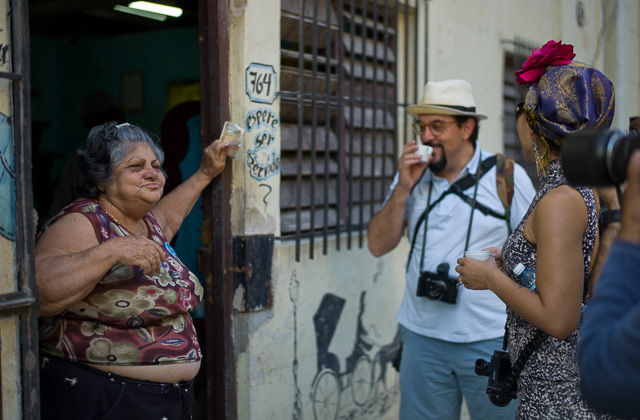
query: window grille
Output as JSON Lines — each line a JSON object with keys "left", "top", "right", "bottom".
{"left": 280, "top": 0, "right": 424, "bottom": 260}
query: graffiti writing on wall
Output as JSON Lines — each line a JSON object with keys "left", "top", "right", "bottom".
{"left": 247, "top": 147, "right": 280, "bottom": 181}
{"left": 246, "top": 107, "right": 280, "bottom": 132}
{"left": 246, "top": 107, "right": 281, "bottom": 182}
{"left": 0, "top": 112, "right": 16, "bottom": 240}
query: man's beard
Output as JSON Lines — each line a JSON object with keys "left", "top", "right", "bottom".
{"left": 428, "top": 148, "right": 447, "bottom": 173}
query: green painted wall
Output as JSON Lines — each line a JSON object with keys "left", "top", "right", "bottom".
{"left": 30, "top": 26, "right": 200, "bottom": 219}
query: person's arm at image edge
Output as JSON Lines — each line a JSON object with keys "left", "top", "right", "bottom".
{"left": 578, "top": 151, "right": 640, "bottom": 417}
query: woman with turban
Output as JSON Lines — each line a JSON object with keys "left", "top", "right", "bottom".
{"left": 455, "top": 41, "right": 618, "bottom": 418}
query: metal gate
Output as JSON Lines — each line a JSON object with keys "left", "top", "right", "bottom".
{"left": 0, "top": 0, "right": 39, "bottom": 419}
{"left": 278, "top": 0, "right": 427, "bottom": 260}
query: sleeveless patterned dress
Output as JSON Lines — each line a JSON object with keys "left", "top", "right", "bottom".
{"left": 38, "top": 198, "right": 203, "bottom": 366}
{"left": 501, "top": 159, "right": 615, "bottom": 419}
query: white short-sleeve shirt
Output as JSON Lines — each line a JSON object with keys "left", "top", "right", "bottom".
{"left": 388, "top": 145, "right": 536, "bottom": 343}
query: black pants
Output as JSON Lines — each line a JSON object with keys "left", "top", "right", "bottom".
{"left": 40, "top": 355, "right": 196, "bottom": 420}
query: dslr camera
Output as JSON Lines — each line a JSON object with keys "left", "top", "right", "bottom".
{"left": 474, "top": 350, "right": 517, "bottom": 407}
{"left": 416, "top": 262, "right": 458, "bottom": 304}
{"left": 562, "top": 129, "right": 640, "bottom": 186}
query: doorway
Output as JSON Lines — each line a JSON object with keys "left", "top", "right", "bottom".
{"left": 28, "top": 1, "right": 231, "bottom": 418}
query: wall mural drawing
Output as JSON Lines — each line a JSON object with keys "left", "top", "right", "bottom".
{"left": 0, "top": 113, "right": 15, "bottom": 241}
{"left": 290, "top": 270, "right": 304, "bottom": 419}
{"left": 309, "top": 291, "right": 400, "bottom": 420}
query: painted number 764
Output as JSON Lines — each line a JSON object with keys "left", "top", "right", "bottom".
{"left": 245, "top": 63, "right": 277, "bottom": 104}
{"left": 248, "top": 71, "right": 272, "bottom": 96}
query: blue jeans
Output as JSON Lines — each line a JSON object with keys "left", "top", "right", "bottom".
{"left": 39, "top": 355, "right": 196, "bottom": 420}
{"left": 399, "top": 325, "right": 517, "bottom": 420}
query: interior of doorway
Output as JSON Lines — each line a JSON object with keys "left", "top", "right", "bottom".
{"left": 29, "top": 2, "right": 210, "bottom": 417}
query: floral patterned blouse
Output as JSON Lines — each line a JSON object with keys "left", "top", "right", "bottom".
{"left": 38, "top": 199, "right": 203, "bottom": 366}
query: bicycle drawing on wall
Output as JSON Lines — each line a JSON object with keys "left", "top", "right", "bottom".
{"left": 310, "top": 291, "right": 400, "bottom": 420}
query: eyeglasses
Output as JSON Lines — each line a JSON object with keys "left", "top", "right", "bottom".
{"left": 515, "top": 101, "right": 526, "bottom": 121}
{"left": 411, "top": 120, "right": 456, "bottom": 138}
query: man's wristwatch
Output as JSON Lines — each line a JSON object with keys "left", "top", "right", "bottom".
{"left": 599, "top": 209, "right": 621, "bottom": 229}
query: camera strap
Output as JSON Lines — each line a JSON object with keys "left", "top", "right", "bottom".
{"left": 408, "top": 153, "right": 501, "bottom": 271}
{"left": 498, "top": 328, "right": 548, "bottom": 400}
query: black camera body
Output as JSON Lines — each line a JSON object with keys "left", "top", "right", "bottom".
{"left": 474, "top": 350, "right": 517, "bottom": 407}
{"left": 562, "top": 129, "right": 640, "bottom": 186}
{"left": 416, "top": 262, "right": 458, "bottom": 304}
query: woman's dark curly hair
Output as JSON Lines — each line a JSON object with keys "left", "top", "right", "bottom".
{"left": 77, "top": 122, "right": 166, "bottom": 198}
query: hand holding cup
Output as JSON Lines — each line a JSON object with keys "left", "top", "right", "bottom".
{"left": 416, "top": 144, "right": 433, "bottom": 163}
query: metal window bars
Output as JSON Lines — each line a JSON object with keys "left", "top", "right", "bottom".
{"left": 279, "top": 0, "right": 424, "bottom": 261}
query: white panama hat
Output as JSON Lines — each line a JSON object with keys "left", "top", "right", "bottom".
{"left": 407, "top": 79, "right": 487, "bottom": 120}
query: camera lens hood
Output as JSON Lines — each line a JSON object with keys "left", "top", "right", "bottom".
{"left": 562, "top": 130, "right": 621, "bottom": 186}
{"left": 562, "top": 129, "right": 640, "bottom": 186}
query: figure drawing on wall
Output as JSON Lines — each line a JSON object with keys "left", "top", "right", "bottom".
{"left": 308, "top": 291, "right": 400, "bottom": 420}
{"left": 290, "top": 270, "right": 303, "bottom": 420}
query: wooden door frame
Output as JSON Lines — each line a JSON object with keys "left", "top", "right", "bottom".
{"left": 198, "top": 1, "right": 237, "bottom": 418}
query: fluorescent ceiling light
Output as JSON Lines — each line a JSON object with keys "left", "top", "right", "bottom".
{"left": 113, "top": 5, "right": 167, "bottom": 21}
{"left": 128, "top": 2, "right": 183, "bottom": 17}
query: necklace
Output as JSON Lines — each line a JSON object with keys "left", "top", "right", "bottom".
{"left": 99, "top": 201, "right": 147, "bottom": 236}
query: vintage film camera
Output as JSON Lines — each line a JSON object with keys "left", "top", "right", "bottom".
{"left": 416, "top": 262, "right": 458, "bottom": 304}
{"left": 562, "top": 129, "right": 640, "bottom": 186}
{"left": 474, "top": 350, "right": 517, "bottom": 407}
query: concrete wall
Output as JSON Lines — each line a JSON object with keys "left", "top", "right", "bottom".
{"left": 227, "top": 1, "right": 406, "bottom": 418}
{"left": 227, "top": 1, "right": 640, "bottom": 420}
{"left": 427, "top": 0, "right": 639, "bottom": 153}
{"left": 601, "top": 0, "right": 640, "bottom": 128}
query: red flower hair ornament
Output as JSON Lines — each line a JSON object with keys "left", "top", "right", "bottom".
{"left": 515, "top": 40, "right": 576, "bottom": 85}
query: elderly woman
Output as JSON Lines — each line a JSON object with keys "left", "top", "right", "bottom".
{"left": 455, "top": 41, "right": 618, "bottom": 418}
{"left": 36, "top": 122, "right": 237, "bottom": 419}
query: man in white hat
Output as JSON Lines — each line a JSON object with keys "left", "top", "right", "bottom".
{"left": 368, "top": 80, "right": 535, "bottom": 419}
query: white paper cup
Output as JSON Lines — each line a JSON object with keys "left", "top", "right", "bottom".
{"left": 416, "top": 144, "right": 433, "bottom": 163}
{"left": 464, "top": 251, "right": 491, "bottom": 261}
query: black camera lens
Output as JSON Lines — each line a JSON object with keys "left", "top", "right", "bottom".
{"left": 474, "top": 358, "right": 491, "bottom": 377}
{"left": 562, "top": 129, "right": 640, "bottom": 186}
{"left": 426, "top": 279, "right": 446, "bottom": 300}
{"left": 489, "top": 394, "right": 513, "bottom": 407}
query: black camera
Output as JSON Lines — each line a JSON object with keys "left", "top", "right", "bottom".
{"left": 416, "top": 262, "right": 458, "bottom": 304}
{"left": 562, "top": 129, "right": 640, "bottom": 186}
{"left": 474, "top": 350, "right": 517, "bottom": 407}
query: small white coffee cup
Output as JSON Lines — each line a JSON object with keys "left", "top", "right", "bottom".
{"left": 416, "top": 144, "right": 433, "bottom": 163}
{"left": 464, "top": 250, "right": 492, "bottom": 261}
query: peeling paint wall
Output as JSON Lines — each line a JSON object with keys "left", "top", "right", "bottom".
{"left": 242, "top": 240, "right": 406, "bottom": 420}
